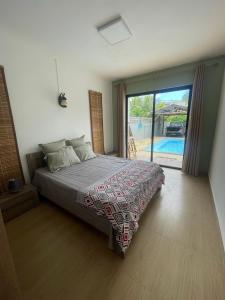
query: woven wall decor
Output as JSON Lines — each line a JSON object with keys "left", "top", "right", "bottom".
{"left": 89, "top": 90, "right": 105, "bottom": 154}
{"left": 0, "top": 66, "right": 24, "bottom": 192}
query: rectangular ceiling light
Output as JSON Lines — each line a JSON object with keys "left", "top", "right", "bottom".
{"left": 97, "top": 16, "right": 132, "bottom": 45}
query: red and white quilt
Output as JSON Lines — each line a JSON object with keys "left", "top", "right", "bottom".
{"left": 83, "top": 160, "right": 165, "bottom": 253}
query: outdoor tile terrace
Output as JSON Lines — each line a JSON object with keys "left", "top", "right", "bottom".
{"left": 129, "top": 137, "right": 183, "bottom": 168}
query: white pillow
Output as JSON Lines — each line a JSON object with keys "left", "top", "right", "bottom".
{"left": 47, "top": 146, "right": 80, "bottom": 172}
{"left": 74, "top": 143, "right": 96, "bottom": 161}
{"left": 66, "top": 135, "right": 85, "bottom": 148}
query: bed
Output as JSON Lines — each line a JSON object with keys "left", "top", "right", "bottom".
{"left": 27, "top": 153, "right": 165, "bottom": 256}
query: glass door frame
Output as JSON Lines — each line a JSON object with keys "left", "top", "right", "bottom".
{"left": 126, "top": 84, "right": 193, "bottom": 170}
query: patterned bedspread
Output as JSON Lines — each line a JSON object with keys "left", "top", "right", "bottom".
{"left": 83, "top": 160, "right": 165, "bottom": 253}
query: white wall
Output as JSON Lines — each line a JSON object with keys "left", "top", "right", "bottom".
{"left": 0, "top": 28, "right": 113, "bottom": 182}
{"left": 209, "top": 69, "right": 225, "bottom": 250}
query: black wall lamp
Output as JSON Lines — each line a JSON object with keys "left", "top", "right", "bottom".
{"left": 55, "top": 59, "right": 69, "bottom": 108}
{"left": 58, "top": 93, "right": 68, "bottom": 108}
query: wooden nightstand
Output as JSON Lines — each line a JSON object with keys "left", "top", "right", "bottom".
{"left": 0, "top": 184, "right": 39, "bottom": 222}
{"left": 106, "top": 151, "right": 119, "bottom": 157}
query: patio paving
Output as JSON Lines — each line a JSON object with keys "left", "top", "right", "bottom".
{"left": 129, "top": 137, "right": 183, "bottom": 168}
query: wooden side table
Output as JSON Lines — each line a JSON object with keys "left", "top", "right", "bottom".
{"left": 0, "top": 184, "right": 39, "bottom": 222}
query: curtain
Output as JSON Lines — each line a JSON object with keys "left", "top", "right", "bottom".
{"left": 117, "top": 83, "right": 127, "bottom": 157}
{"left": 182, "top": 64, "right": 205, "bottom": 176}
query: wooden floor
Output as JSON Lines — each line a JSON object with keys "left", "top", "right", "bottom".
{"left": 6, "top": 169, "right": 225, "bottom": 300}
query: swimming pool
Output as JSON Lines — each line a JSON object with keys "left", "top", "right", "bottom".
{"left": 145, "top": 138, "right": 185, "bottom": 155}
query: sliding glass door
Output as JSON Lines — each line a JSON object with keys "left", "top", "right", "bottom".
{"left": 127, "top": 94, "right": 153, "bottom": 161}
{"left": 126, "top": 86, "right": 192, "bottom": 169}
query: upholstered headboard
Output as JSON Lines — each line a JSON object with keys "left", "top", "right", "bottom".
{"left": 26, "top": 152, "right": 45, "bottom": 179}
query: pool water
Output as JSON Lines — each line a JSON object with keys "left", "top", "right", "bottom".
{"left": 145, "top": 138, "right": 185, "bottom": 155}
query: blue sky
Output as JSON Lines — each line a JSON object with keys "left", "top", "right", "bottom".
{"left": 157, "top": 89, "right": 189, "bottom": 102}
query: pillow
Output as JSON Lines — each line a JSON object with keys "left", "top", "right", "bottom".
{"left": 66, "top": 135, "right": 85, "bottom": 148}
{"left": 74, "top": 143, "right": 96, "bottom": 161}
{"left": 47, "top": 149, "right": 70, "bottom": 172}
{"left": 39, "top": 139, "right": 66, "bottom": 155}
{"left": 47, "top": 146, "right": 80, "bottom": 172}
{"left": 63, "top": 146, "right": 81, "bottom": 165}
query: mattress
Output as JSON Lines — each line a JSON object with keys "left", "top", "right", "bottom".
{"left": 33, "top": 155, "right": 165, "bottom": 253}
{"left": 33, "top": 155, "right": 130, "bottom": 204}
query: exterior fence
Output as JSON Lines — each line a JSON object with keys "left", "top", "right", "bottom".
{"left": 129, "top": 117, "right": 152, "bottom": 140}
{"left": 128, "top": 116, "right": 171, "bottom": 140}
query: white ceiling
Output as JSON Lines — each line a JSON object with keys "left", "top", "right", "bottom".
{"left": 1, "top": 0, "right": 225, "bottom": 80}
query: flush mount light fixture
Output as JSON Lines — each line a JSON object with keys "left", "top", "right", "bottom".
{"left": 97, "top": 16, "right": 132, "bottom": 45}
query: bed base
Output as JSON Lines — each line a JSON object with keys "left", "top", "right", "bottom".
{"left": 26, "top": 151, "right": 124, "bottom": 256}
{"left": 26, "top": 151, "right": 161, "bottom": 258}
{"left": 39, "top": 193, "right": 124, "bottom": 257}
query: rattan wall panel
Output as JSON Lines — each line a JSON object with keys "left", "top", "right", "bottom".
{"left": 0, "top": 66, "right": 24, "bottom": 192}
{"left": 89, "top": 90, "right": 105, "bottom": 154}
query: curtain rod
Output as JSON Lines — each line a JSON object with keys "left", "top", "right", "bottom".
{"left": 113, "top": 60, "right": 223, "bottom": 85}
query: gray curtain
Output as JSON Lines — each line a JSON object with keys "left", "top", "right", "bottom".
{"left": 117, "top": 83, "right": 127, "bottom": 157}
{"left": 182, "top": 64, "right": 205, "bottom": 176}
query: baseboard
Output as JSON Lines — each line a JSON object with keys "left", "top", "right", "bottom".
{"left": 208, "top": 175, "right": 225, "bottom": 253}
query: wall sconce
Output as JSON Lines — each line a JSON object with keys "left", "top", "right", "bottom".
{"left": 58, "top": 93, "right": 68, "bottom": 108}
{"left": 54, "top": 58, "right": 69, "bottom": 108}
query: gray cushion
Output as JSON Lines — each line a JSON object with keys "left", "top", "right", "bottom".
{"left": 66, "top": 135, "right": 85, "bottom": 148}
{"left": 47, "top": 149, "right": 70, "bottom": 173}
{"left": 63, "top": 146, "right": 81, "bottom": 165}
{"left": 74, "top": 143, "right": 96, "bottom": 161}
{"left": 47, "top": 146, "right": 80, "bottom": 172}
{"left": 39, "top": 139, "right": 66, "bottom": 154}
